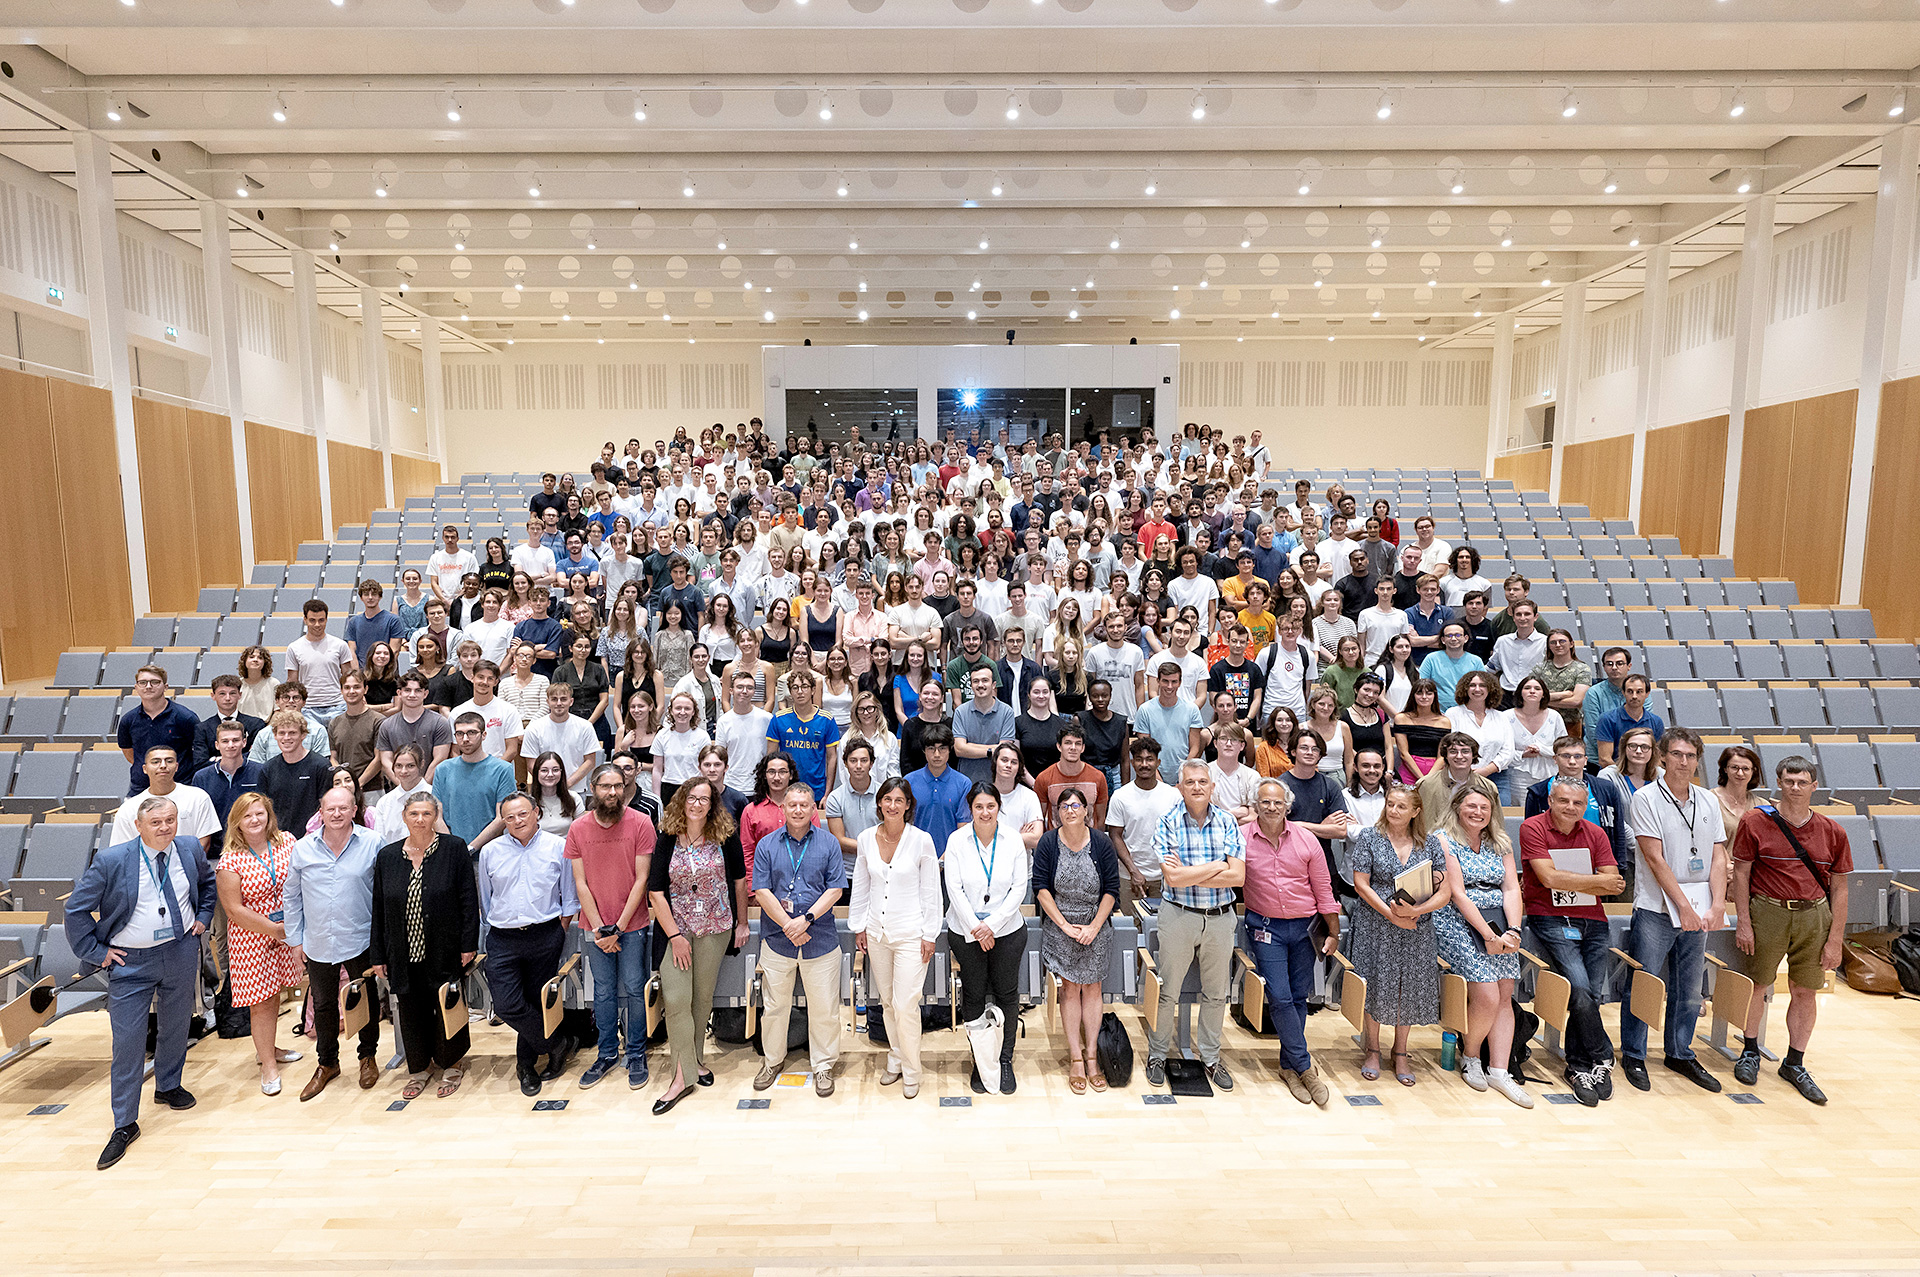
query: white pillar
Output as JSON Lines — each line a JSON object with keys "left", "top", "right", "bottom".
{"left": 1717, "top": 195, "right": 1777, "bottom": 559}
{"left": 420, "top": 318, "right": 449, "bottom": 482}
{"left": 1840, "top": 125, "right": 1918, "bottom": 604}
{"left": 1547, "top": 280, "right": 1587, "bottom": 504}
{"left": 199, "top": 200, "right": 256, "bottom": 574}
{"left": 1626, "top": 243, "right": 1672, "bottom": 528}
{"left": 73, "top": 131, "right": 151, "bottom": 616}
{"left": 1485, "top": 313, "right": 1516, "bottom": 476}
{"left": 289, "top": 248, "right": 334, "bottom": 538}
{"left": 917, "top": 385, "right": 938, "bottom": 443}
{"left": 359, "top": 284, "right": 395, "bottom": 508}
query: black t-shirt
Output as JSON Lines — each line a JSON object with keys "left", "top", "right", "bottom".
{"left": 261, "top": 750, "right": 334, "bottom": 835}
{"left": 1392, "top": 571, "right": 1424, "bottom": 612}
{"left": 1015, "top": 711, "right": 1070, "bottom": 777}
{"left": 428, "top": 667, "right": 472, "bottom": 710}
{"left": 1279, "top": 769, "right": 1349, "bottom": 852}
{"left": 478, "top": 560, "right": 514, "bottom": 593}
{"left": 899, "top": 716, "right": 940, "bottom": 776}
{"left": 1461, "top": 617, "right": 1496, "bottom": 662}
{"left": 926, "top": 592, "right": 960, "bottom": 620}
{"left": 1077, "top": 709, "right": 1128, "bottom": 769}
{"left": 1207, "top": 658, "right": 1267, "bottom": 719}
{"left": 530, "top": 492, "right": 566, "bottom": 521}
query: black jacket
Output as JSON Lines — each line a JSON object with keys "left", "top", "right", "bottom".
{"left": 191, "top": 712, "right": 265, "bottom": 773}
{"left": 368, "top": 835, "right": 480, "bottom": 994}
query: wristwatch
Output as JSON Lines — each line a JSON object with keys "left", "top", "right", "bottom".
{"left": 596, "top": 923, "right": 618, "bottom": 938}
{"left": 793, "top": 911, "right": 812, "bottom": 926}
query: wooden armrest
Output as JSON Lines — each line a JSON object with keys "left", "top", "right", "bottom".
{"left": 1232, "top": 948, "right": 1257, "bottom": 974}
{"left": 1136, "top": 946, "right": 1158, "bottom": 973}
{"left": 1892, "top": 881, "right": 1919, "bottom": 894}
{"left": 0, "top": 955, "right": 34, "bottom": 981}
{"left": 1435, "top": 956, "right": 1453, "bottom": 972}
{"left": 1516, "top": 947, "right": 1548, "bottom": 970}
{"left": 1705, "top": 952, "right": 1731, "bottom": 971}
{"left": 555, "top": 952, "right": 582, "bottom": 980}
{"left": 1608, "top": 945, "right": 1641, "bottom": 970}
{"left": 56, "top": 892, "right": 72, "bottom": 903}
{"left": 1330, "top": 950, "right": 1356, "bottom": 973}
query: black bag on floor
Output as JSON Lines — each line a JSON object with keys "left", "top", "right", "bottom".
{"left": 1477, "top": 996, "right": 1541, "bottom": 1078}
{"left": 1892, "top": 930, "right": 1920, "bottom": 995}
{"left": 1095, "top": 1011, "right": 1134, "bottom": 1088}
{"left": 711, "top": 1006, "right": 750, "bottom": 1044}
{"left": 213, "top": 976, "right": 252, "bottom": 1039}
{"left": 749, "top": 1001, "right": 813, "bottom": 1056}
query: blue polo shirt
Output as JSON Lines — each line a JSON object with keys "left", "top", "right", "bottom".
{"left": 768, "top": 710, "right": 841, "bottom": 799}
{"left": 511, "top": 616, "right": 566, "bottom": 676}
{"left": 1247, "top": 541, "right": 1291, "bottom": 586}
{"left": 907, "top": 764, "right": 973, "bottom": 852}
{"left": 117, "top": 699, "right": 201, "bottom": 795}
{"left": 1418, "top": 650, "right": 1486, "bottom": 711}
{"left": 556, "top": 549, "right": 600, "bottom": 580}
{"left": 1596, "top": 705, "right": 1666, "bottom": 756}
{"left": 190, "top": 758, "right": 265, "bottom": 827}
{"left": 1406, "top": 603, "right": 1455, "bottom": 641}
{"left": 431, "top": 753, "right": 518, "bottom": 845}
{"left": 346, "top": 610, "right": 409, "bottom": 665}
{"left": 751, "top": 825, "right": 847, "bottom": 959}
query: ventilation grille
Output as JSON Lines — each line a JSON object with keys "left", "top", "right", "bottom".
{"left": 239, "top": 285, "right": 289, "bottom": 363}
{"left": 319, "top": 319, "right": 356, "bottom": 384}
{"left": 1664, "top": 273, "right": 1735, "bottom": 355}
{"left": 1417, "top": 359, "right": 1492, "bottom": 407}
{"left": 1511, "top": 336, "right": 1558, "bottom": 399}
{"left": 1771, "top": 225, "right": 1851, "bottom": 323}
{"left": 1336, "top": 360, "right": 1408, "bottom": 408}
{"left": 1585, "top": 309, "right": 1641, "bottom": 380}
{"left": 387, "top": 347, "right": 424, "bottom": 412}
{"left": 0, "top": 181, "right": 83, "bottom": 293}
{"left": 443, "top": 363, "right": 503, "bottom": 412}
{"left": 119, "top": 233, "right": 207, "bottom": 336}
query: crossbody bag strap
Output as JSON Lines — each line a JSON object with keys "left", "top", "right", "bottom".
{"left": 1765, "top": 809, "right": 1832, "bottom": 900}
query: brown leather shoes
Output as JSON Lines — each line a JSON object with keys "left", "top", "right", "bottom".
{"left": 358, "top": 1058, "right": 380, "bottom": 1090}
{"left": 299, "top": 1065, "right": 340, "bottom": 1102}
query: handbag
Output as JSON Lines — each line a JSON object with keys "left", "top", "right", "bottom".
{"left": 1475, "top": 903, "right": 1511, "bottom": 956}
{"left": 1095, "top": 1010, "right": 1134, "bottom": 1087}
{"left": 1842, "top": 937, "right": 1903, "bottom": 995}
{"left": 1891, "top": 930, "right": 1920, "bottom": 996}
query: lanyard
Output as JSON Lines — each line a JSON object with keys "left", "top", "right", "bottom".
{"left": 139, "top": 845, "right": 175, "bottom": 908}
{"left": 782, "top": 831, "right": 811, "bottom": 886}
{"left": 1659, "top": 781, "right": 1698, "bottom": 836}
{"left": 971, "top": 827, "right": 997, "bottom": 891}
{"left": 247, "top": 843, "right": 281, "bottom": 893}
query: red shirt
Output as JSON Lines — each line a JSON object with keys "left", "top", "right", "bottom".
{"left": 1731, "top": 807, "right": 1853, "bottom": 902}
{"left": 1139, "top": 520, "right": 1177, "bottom": 556}
{"left": 563, "top": 808, "right": 657, "bottom": 931}
{"left": 1517, "top": 813, "right": 1616, "bottom": 921}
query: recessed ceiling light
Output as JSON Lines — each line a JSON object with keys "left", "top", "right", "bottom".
{"left": 1190, "top": 91, "right": 1208, "bottom": 121}
{"left": 818, "top": 92, "right": 833, "bottom": 122}
{"left": 967, "top": 310, "right": 977, "bottom": 320}
{"left": 858, "top": 309, "right": 869, "bottom": 320}
{"left": 630, "top": 280, "right": 638, "bottom": 289}
{"left": 849, "top": 239, "right": 859, "bottom": 250}
{"left": 454, "top": 239, "right": 464, "bottom": 251}
{"left": 235, "top": 179, "right": 251, "bottom": 198}
{"left": 836, "top": 176, "right": 849, "bottom": 197}
{"left": 514, "top": 282, "right": 523, "bottom": 291}
{"left": 445, "top": 95, "right": 462, "bottom": 122}
{"left": 1068, "top": 309, "right": 1079, "bottom": 319}
{"left": 682, "top": 177, "right": 695, "bottom": 197}
{"left": 1110, "top": 238, "right": 1120, "bottom": 250}
{"left": 1376, "top": 91, "right": 1393, "bottom": 120}
{"left": 979, "top": 239, "right": 989, "bottom": 250}
{"left": 1144, "top": 176, "right": 1157, "bottom": 196}
{"left": 374, "top": 181, "right": 388, "bottom": 198}
{"left": 1501, "top": 235, "right": 1513, "bottom": 247}
{"left": 1602, "top": 170, "right": 1618, "bottom": 194}
{"left": 763, "top": 310, "right": 775, "bottom": 321}
{"left": 1295, "top": 169, "right": 1310, "bottom": 195}
{"left": 1005, "top": 92, "right": 1022, "bottom": 121}
{"left": 1560, "top": 90, "right": 1579, "bottom": 118}
{"left": 1241, "top": 238, "right": 1251, "bottom": 248}
{"left": 272, "top": 93, "right": 289, "bottom": 123}
{"left": 1541, "top": 278, "right": 1553, "bottom": 287}
{"left": 1169, "top": 308, "right": 1180, "bottom": 319}
{"left": 634, "top": 100, "right": 647, "bottom": 121}
{"left": 717, "top": 240, "right": 726, "bottom": 250}
{"left": 1085, "top": 278, "right": 1094, "bottom": 288}
{"left": 1729, "top": 88, "right": 1746, "bottom": 118}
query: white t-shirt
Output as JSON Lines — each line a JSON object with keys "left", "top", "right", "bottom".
{"left": 371, "top": 779, "right": 432, "bottom": 845}
{"left": 520, "top": 713, "right": 601, "bottom": 775}
{"left": 463, "top": 616, "right": 517, "bottom": 666}
{"left": 657, "top": 726, "right": 710, "bottom": 785}
{"left": 1144, "top": 648, "right": 1208, "bottom": 703}
{"left": 1489, "top": 632, "right": 1549, "bottom": 691}
{"left": 1085, "top": 641, "right": 1146, "bottom": 716}
{"left": 715, "top": 708, "right": 773, "bottom": 792}
{"left": 1441, "top": 574, "right": 1492, "bottom": 608}
{"left": 1105, "top": 781, "right": 1183, "bottom": 880}
{"left": 450, "top": 696, "right": 524, "bottom": 759}
{"left": 1627, "top": 780, "right": 1726, "bottom": 920}
{"left": 994, "top": 784, "right": 1043, "bottom": 834}
{"left": 511, "top": 543, "right": 557, "bottom": 583}
{"left": 1208, "top": 762, "right": 1260, "bottom": 816}
{"left": 1356, "top": 606, "right": 1413, "bottom": 665}
{"left": 1166, "top": 572, "right": 1220, "bottom": 619}
{"left": 428, "top": 548, "right": 479, "bottom": 599}
{"left": 286, "top": 633, "right": 354, "bottom": 707}
{"left": 114, "top": 784, "right": 220, "bottom": 845}
{"left": 1315, "top": 536, "right": 1363, "bottom": 581}
{"left": 887, "top": 603, "right": 943, "bottom": 651}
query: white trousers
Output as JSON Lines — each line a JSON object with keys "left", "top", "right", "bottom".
{"left": 866, "top": 934, "right": 931, "bottom": 1085}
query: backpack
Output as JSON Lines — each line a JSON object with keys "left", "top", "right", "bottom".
{"left": 1096, "top": 1011, "right": 1135, "bottom": 1087}
{"left": 1893, "top": 930, "right": 1920, "bottom": 997}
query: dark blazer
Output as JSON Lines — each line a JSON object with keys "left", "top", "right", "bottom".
{"left": 191, "top": 712, "right": 266, "bottom": 773}
{"left": 368, "top": 835, "right": 479, "bottom": 994}
{"left": 1030, "top": 828, "right": 1122, "bottom": 909}
{"left": 647, "top": 830, "right": 746, "bottom": 958}
{"left": 66, "top": 835, "right": 217, "bottom": 968}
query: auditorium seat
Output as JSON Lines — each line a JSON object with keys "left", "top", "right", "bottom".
{"left": 54, "top": 695, "right": 121, "bottom": 743}
{"left": 131, "top": 616, "right": 176, "bottom": 647}
{"left": 1733, "top": 642, "right": 1786, "bottom": 681}
{"left": 50, "top": 651, "right": 103, "bottom": 690}
{"left": 1876, "top": 684, "right": 1920, "bottom": 731}
{"left": 67, "top": 747, "right": 131, "bottom": 815}
{"left": 1689, "top": 644, "right": 1741, "bottom": 681}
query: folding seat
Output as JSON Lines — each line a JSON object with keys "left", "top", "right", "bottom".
{"left": 259, "top": 617, "right": 305, "bottom": 648}
{"left": 1623, "top": 608, "right": 1668, "bottom": 642}
{"left": 131, "top": 616, "right": 176, "bottom": 647}
{"left": 314, "top": 586, "right": 356, "bottom": 612}
{"left": 1823, "top": 684, "right": 1881, "bottom": 731}
{"left": 1779, "top": 641, "right": 1832, "bottom": 680}
{"left": 1871, "top": 643, "right": 1920, "bottom": 679}
{"left": 1565, "top": 514, "right": 1600, "bottom": 531}
{"left": 1832, "top": 607, "right": 1876, "bottom": 640}
{"left": 1617, "top": 537, "right": 1653, "bottom": 557}
{"left": 151, "top": 649, "right": 200, "bottom": 691}
{"left": 1721, "top": 685, "right": 1778, "bottom": 731}
{"left": 1665, "top": 608, "right": 1713, "bottom": 641}
{"left": 1663, "top": 556, "right": 1703, "bottom": 580}
{"left": 0, "top": 815, "right": 28, "bottom": 883}
{"left": 1641, "top": 642, "right": 1694, "bottom": 683}
{"left": 248, "top": 563, "right": 286, "bottom": 586}
{"left": 217, "top": 614, "right": 264, "bottom": 647}
{"left": 1645, "top": 579, "right": 1689, "bottom": 608}
{"left": 1542, "top": 536, "right": 1581, "bottom": 558}
{"left": 1815, "top": 739, "right": 1884, "bottom": 802}
{"left": 1875, "top": 683, "right": 1920, "bottom": 731}
{"left": 1733, "top": 642, "right": 1786, "bottom": 681}
{"left": 197, "top": 586, "right": 236, "bottom": 614}
{"left": 1825, "top": 642, "right": 1879, "bottom": 680}
{"left": 283, "top": 564, "right": 323, "bottom": 588}
{"left": 1530, "top": 582, "right": 1568, "bottom": 610}
{"left": 98, "top": 650, "right": 155, "bottom": 689}
{"left": 1872, "top": 811, "right": 1920, "bottom": 882}
{"left": 233, "top": 586, "right": 278, "bottom": 613}
{"left": 1593, "top": 557, "right": 1636, "bottom": 581}
{"left": 1611, "top": 581, "right": 1652, "bottom": 608}
{"left": 171, "top": 616, "right": 220, "bottom": 651}
{"left": 14, "top": 818, "right": 101, "bottom": 905}
{"left": 1789, "top": 607, "right": 1838, "bottom": 641}
{"left": 66, "top": 746, "right": 130, "bottom": 815}
{"left": 1563, "top": 580, "right": 1612, "bottom": 610}
{"left": 1648, "top": 536, "right": 1684, "bottom": 557}
{"left": 1583, "top": 539, "right": 1622, "bottom": 560}
{"left": 1683, "top": 580, "right": 1725, "bottom": 607}
{"left": 1700, "top": 557, "right": 1737, "bottom": 579}
{"left": 1759, "top": 579, "right": 1800, "bottom": 607}
{"left": 1665, "top": 684, "right": 1723, "bottom": 729}
{"left": 3, "top": 745, "right": 80, "bottom": 813}
{"left": 1537, "top": 609, "right": 1579, "bottom": 641}
{"left": 321, "top": 564, "right": 365, "bottom": 588}
{"left": 1689, "top": 643, "right": 1741, "bottom": 681}
{"left": 1705, "top": 608, "right": 1751, "bottom": 641}
{"left": 1643, "top": 684, "right": 1670, "bottom": 725}
{"left": 54, "top": 693, "right": 122, "bottom": 743}
{"left": 1578, "top": 610, "right": 1630, "bottom": 643}
{"left": 1748, "top": 609, "right": 1795, "bottom": 641}
{"left": 295, "top": 543, "right": 331, "bottom": 563}
{"left": 50, "top": 651, "right": 103, "bottom": 690}
{"left": 2, "top": 697, "right": 69, "bottom": 744}
{"left": 1875, "top": 740, "right": 1920, "bottom": 796}
{"left": 1771, "top": 684, "right": 1828, "bottom": 731}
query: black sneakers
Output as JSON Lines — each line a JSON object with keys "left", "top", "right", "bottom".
{"left": 1564, "top": 1066, "right": 1601, "bottom": 1107}
{"left": 1778, "top": 1061, "right": 1828, "bottom": 1105}
{"left": 1734, "top": 1047, "right": 1762, "bottom": 1087}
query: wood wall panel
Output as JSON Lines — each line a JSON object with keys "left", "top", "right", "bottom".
{"left": 1866, "top": 375, "right": 1920, "bottom": 640}
{"left": 185, "top": 409, "right": 243, "bottom": 589}
{"left": 327, "top": 440, "right": 386, "bottom": 533}
{"left": 392, "top": 454, "right": 441, "bottom": 504}
{"left": 0, "top": 369, "right": 70, "bottom": 681}
{"left": 1639, "top": 415, "right": 1728, "bottom": 556}
{"left": 133, "top": 397, "right": 203, "bottom": 614}
{"left": 48, "top": 379, "right": 134, "bottom": 653}
{"left": 1558, "top": 434, "right": 1634, "bottom": 520}
{"left": 246, "top": 422, "right": 323, "bottom": 563}
{"left": 1733, "top": 390, "right": 1855, "bottom": 604}
{"left": 1493, "top": 449, "right": 1551, "bottom": 494}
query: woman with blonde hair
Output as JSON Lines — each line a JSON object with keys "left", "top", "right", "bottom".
{"left": 1347, "top": 783, "right": 1449, "bottom": 1086}
{"left": 216, "top": 792, "right": 305, "bottom": 1094}
{"left": 1433, "top": 783, "right": 1529, "bottom": 1107}
{"left": 841, "top": 692, "right": 900, "bottom": 780}
{"left": 655, "top": 690, "right": 711, "bottom": 810}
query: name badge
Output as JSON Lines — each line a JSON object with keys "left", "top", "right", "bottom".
{"left": 1561, "top": 926, "right": 1581, "bottom": 942}
{"left": 153, "top": 928, "right": 174, "bottom": 942}
{"left": 1251, "top": 928, "right": 1273, "bottom": 945}
{"left": 1687, "top": 856, "right": 1705, "bottom": 877}
{"left": 268, "top": 909, "right": 284, "bottom": 923}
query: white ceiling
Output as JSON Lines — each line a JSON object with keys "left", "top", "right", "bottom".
{"left": 0, "top": 0, "right": 1912, "bottom": 351}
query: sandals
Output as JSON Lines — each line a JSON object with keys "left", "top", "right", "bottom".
{"left": 1068, "top": 1058, "right": 1088, "bottom": 1095}
{"left": 401, "top": 1073, "right": 431, "bottom": 1101}
{"left": 1393, "top": 1052, "right": 1416, "bottom": 1087}
{"left": 436, "top": 1067, "right": 465, "bottom": 1099}
{"left": 1085, "top": 1054, "right": 1107, "bottom": 1092}
{"left": 1361, "top": 1050, "right": 1381, "bottom": 1082}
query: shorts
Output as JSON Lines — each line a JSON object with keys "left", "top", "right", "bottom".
{"left": 1747, "top": 896, "right": 1831, "bottom": 991}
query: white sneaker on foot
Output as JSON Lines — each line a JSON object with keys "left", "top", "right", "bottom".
{"left": 1487, "top": 1068, "right": 1534, "bottom": 1109}
{"left": 1461, "top": 1057, "right": 1489, "bottom": 1092}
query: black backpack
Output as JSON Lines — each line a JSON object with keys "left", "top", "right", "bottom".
{"left": 1892, "top": 930, "right": 1920, "bottom": 997}
{"left": 1096, "top": 1011, "right": 1135, "bottom": 1087}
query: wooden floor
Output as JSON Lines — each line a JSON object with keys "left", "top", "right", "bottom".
{"left": 4, "top": 988, "right": 1920, "bottom": 1276}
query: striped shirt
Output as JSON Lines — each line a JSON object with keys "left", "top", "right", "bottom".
{"left": 1151, "top": 801, "right": 1246, "bottom": 911}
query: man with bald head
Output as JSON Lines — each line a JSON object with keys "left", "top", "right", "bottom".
{"left": 68, "top": 794, "right": 218, "bottom": 1169}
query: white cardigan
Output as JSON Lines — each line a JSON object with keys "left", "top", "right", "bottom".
{"left": 848, "top": 825, "right": 943, "bottom": 945}
{"left": 943, "top": 821, "right": 1031, "bottom": 939}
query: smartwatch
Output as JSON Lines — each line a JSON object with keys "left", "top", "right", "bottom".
{"left": 596, "top": 924, "right": 618, "bottom": 938}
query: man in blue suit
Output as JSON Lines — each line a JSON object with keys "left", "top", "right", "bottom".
{"left": 65, "top": 793, "right": 217, "bottom": 1170}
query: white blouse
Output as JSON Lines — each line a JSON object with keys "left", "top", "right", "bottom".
{"left": 1445, "top": 704, "right": 1522, "bottom": 773}
{"left": 849, "top": 825, "right": 943, "bottom": 945}
{"left": 943, "top": 822, "right": 1032, "bottom": 939}
{"left": 1504, "top": 708, "right": 1568, "bottom": 785}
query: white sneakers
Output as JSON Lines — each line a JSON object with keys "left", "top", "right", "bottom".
{"left": 1460, "top": 1057, "right": 1489, "bottom": 1092}
{"left": 1486, "top": 1068, "right": 1534, "bottom": 1109}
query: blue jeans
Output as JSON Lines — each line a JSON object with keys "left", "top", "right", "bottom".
{"left": 1099, "top": 764, "right": 1123, "bottom": 796}
{"left": 1244, "top": 911, "right": 1315, "bottom": 1073}
{"left": 1491, "top": 768, "right": 1518, "bottom": 806}
{"left": 1524, "top": 916, "right": 1615, "bottom": 1070}
{"left": 1621, "top": 907, "right": 1704, "bottom": 1062}
{"left": 585, "top": 925, "right": 652, "bottom": 1070}
{"left": 307, "top": 701, "right": 346, "bottom": 724}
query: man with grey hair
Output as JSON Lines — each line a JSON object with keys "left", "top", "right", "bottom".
{"left": 481, "top": 791, "right": 581, "bottom": 1097}
{"left": 68, "top": 794, "right": 218, "bottom": 1170}
{"left": 284, "top": 786, "right": 384, "bottom": 1102}
{"left": 1518, "top": 774, "right": 1626, "bottom": 1106}
{"left": 1144, "top": 759, "right": 1246, "bottom": 1092}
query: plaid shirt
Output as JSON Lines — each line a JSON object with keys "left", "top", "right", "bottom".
{"left": 1152, "top": 801, "right": 1246, "bottom": 911}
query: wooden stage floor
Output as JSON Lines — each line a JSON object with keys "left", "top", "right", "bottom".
{"left": 3, "top": 986, "right": 1919, "bottom": 1277}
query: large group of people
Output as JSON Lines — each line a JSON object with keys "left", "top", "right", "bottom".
{"left": 73, "top": 418, "right": 1853, "bottom": 1169}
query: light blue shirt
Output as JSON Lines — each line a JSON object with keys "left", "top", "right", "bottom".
{"left": 1418, "top": 650, "right": 1487, "bottom": 712}
{"left": 248, "top": 712, "right": 330, "bottom": 763}
{"left": 1133, "top": 696, "right": 1205, "bottom": 783}
{"left": 1583, "top": 678, "right": 1627, "bottom": 765}
{"left": 282, "top": 826, "right": 382, "bottom": 963}
{"left": 476, "top": 829, "right": 580, "bottom": 929}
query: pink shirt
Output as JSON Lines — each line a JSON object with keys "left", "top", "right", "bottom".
{"left": 1239, "top": 819, "right": 1336, "bottom": 920}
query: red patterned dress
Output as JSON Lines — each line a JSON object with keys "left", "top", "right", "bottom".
{"left": 223, "top": 833, "right": 304, "bottom": 1007}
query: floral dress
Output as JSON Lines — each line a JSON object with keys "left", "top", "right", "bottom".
{"left": 1346, "top": 828, "right": 1441, "bottom": 1026}
{"left": 669, "top": 839, "right": 734, "bottom": 938}
{"left": 1433, "top": 833, "right": 1520, "bottom": 982}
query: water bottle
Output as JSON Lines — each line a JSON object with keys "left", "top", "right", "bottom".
{"left": 854, "top": 979, "right": 868, "bottom": 1034}
{"left": 1440, "top": 1031, "right": 1459, "bottom": 1072}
